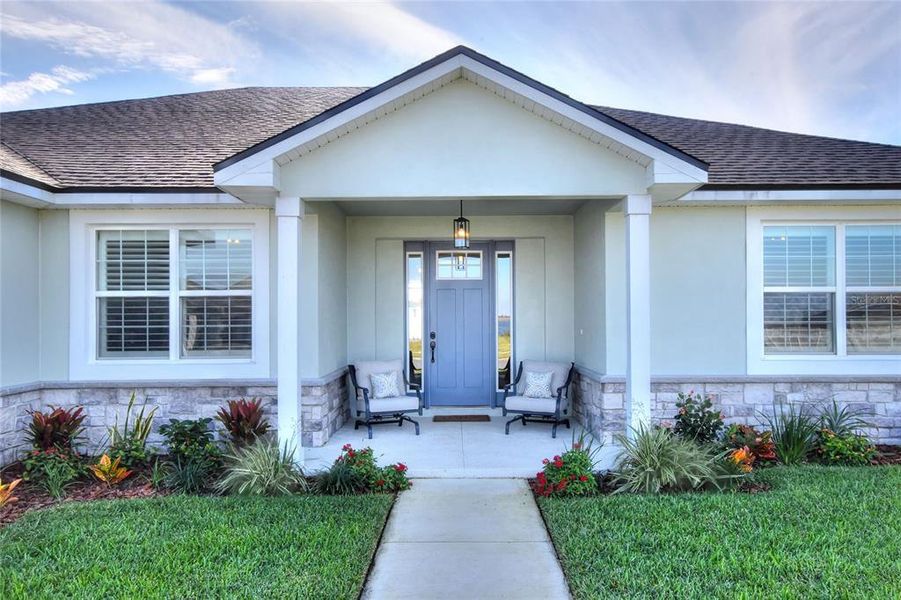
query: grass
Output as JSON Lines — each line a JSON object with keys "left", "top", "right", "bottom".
{"left": 0, "top": 494, "right": 394, "bottom": 599}
{"left": 539, "top": 466, "right": 901, "bottom": 599}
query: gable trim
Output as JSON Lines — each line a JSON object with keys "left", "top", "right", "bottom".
{"left": 213, "top": 46, "right": 708, "bottom": 174}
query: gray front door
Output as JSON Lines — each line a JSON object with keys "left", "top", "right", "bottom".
{"left": 426, "top": 242, "right": 493, "bottom": 406}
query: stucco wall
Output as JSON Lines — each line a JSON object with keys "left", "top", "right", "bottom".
{"left": 39, "top": 209, "right": 69, "bottom": 380}
{"left": 604, "top": 206, "right": 747, "bottom": 376}
{"left": 279, "top": 79, "right": 648, "bottom": 199}
{"left": 573, "top": 200, "right": 611, "bottom": 373}
{"left": 312, "top": 202, "right": 348, "bottom": 376}
{"left": 346, "top": 215, "right": 575, "bottom": 367}
{"left": 0, "top": 200, "right": 40, "bottom": 386}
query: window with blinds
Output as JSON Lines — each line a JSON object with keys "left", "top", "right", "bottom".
{"left": 762, "top": 226, "right": 835, "bottom": 354}
{"left": 95, "top": 228, "right": 253, "bottom": 360}
{"left": 97, "top": 230, "right": 170, "bottom": 357}
{"left": 846, "top": 225, "right": 901, "bottom": 354}
{"left": 179, "top": 230, "right": 252, "bottom": 357}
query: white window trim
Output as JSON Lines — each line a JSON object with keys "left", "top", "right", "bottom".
{"left": 495, "top": 249, "right": 514, "bottom": 392}
{"left": 747, "top": 205, "right": 901, "bottom": 375}
{"left": 70, "top": 209, "right": 270, "bottom": 381}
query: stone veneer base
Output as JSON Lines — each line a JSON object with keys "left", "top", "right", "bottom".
{"left": 0, "top": 370, "right": 349, "bottom": 466}
{"left": 571, "top": 368, "right": 901, "bottom": 446}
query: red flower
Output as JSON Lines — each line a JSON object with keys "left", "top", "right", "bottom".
{"left": 553, "top": 460, "right": 563, "bottom": 469}
{"left": 342, "top": 443, "right": 352, "bottom": 451}
{"left": 579, "top": 475, "right": 589, "bottom": 482}
{"left": 553, "top": 455, "right": 561, "bottom": 462}
{"left": 376, "top": 479, "right": 386, "bottom": 487}
{"left": 542, "top": 458, "right": 549, "bottom": 465}
{"left": 395, "top": 463, "right": 407, "bottom": 472}
{"left": 573, "top": 443, "right": 582, "bottom": 450}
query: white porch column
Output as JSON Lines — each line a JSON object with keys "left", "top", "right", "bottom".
{"left": 276, "top": 196, "right": 304, "bottom": 461}
{"left": 624, "top": 194, "right": 652, "bottom": 437}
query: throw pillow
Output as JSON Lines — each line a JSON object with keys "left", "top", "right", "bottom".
{"left": 371, "top": 371, "right": 400, "bottom": 399}
{"left": 523, "top": 371, "right": 554, "bottom": 398}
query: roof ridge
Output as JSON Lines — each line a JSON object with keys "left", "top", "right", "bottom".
{"left": 593, "top": 105, "right": 901, "bottom": 149}
{"left": 0, "top": 141, "right": 61, "bottom": 187}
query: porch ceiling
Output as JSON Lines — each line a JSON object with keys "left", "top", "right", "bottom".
{"left": 330, "top": 197, "right": 605, "bottom": 216}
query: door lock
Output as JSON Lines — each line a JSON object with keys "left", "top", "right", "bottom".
{"left": 429, "top": 332, "right": 436, "bottom": 363}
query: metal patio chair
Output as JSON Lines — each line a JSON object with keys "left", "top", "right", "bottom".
{"left": 502, "top": 360, "right": 575, "bottom": 438}
{"left": 348, "top": 359, "right": 422, "bottom": 439}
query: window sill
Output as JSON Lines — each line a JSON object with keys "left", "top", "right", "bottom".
{"left": 748, "top": 354, "right": 901, "bottom": 376}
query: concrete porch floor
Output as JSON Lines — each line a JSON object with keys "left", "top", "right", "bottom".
{"left": 304, "top": 407, "right": 619, "bottom": 477}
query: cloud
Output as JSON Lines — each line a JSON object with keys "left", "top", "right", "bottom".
{"left": 261, "top": 1, "right": 463, "bottom": 62}
{"left": 190, "top": 67, "right": 236, "bottom": 86}
{"left": 0, "top": 2, "right": 259, "bottom": 87}
{"left": 0, "top": 65, "right": 96, "bottom": 108}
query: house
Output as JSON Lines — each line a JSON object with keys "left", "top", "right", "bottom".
{"left": 1, "top": 46, "right": 899, "bottom": 465}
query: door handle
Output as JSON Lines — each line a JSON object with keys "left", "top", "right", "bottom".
{"left": 430, "top": 340, "right": 436, "bottom": 363}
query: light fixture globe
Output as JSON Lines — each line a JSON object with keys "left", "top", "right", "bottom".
{"left": 453, "top": 200, "right": 470, "bottom": 249}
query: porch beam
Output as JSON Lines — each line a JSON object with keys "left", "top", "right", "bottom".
{"left": 276, "top": 196, "right": 304, "bottom": 461}
{"left": 624, "top": 194, "right": 652, "bottom": 436}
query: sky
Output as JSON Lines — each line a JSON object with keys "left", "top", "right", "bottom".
{"left": 1, "top": 1, "right": 899, "bottom": 144}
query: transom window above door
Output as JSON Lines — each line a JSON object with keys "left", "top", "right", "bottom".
{"left": 436, "top": 251, "right": 482, "bottom": 280}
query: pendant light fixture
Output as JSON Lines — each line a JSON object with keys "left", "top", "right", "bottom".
{"left": 453, "top": 199, "right": 470, "bottom": 249}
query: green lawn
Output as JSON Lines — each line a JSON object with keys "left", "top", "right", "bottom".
{"left": 539, "top": 466, "right": 901, "bottom": 599}
{"left": 1, "top": 494, "right": 394, "bottom": 599}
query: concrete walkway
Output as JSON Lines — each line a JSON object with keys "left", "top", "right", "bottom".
{"left": 363, "top": 479, "right": 570, "bottom": 600}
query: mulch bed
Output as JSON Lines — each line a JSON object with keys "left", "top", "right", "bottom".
{"left": 1, "top": 463, "right": 166, "bottom": 526}
{"left": 872, "top": 445, "right": 901, "bottom": 466}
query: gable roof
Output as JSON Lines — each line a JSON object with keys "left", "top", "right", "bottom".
{"left": 1, "top": 47, "right": 899, "bottom": 193}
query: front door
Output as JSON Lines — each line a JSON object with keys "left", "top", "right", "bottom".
{"left": 426, "top": 242, "right": 493, "bottom": 406}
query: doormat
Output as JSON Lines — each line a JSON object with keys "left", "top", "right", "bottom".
{"left": 433, "top": 414, "right": 491, "bottom": 422}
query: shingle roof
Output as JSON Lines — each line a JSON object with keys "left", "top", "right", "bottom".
{"left": 594, "top": 106, "right": 901, "bottom": 189}
{"left": 1, "top": 86, "right": 899, "bottom": 191}
{"left": 0, "top": 142, "right": 60, "bottom": 188}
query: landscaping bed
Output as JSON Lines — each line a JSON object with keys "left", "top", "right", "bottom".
{"left": 539, "top": 466, "right": 901, "bottom": 599}
{"left": 0, "top": 494, "right": 394, "bottom": 599}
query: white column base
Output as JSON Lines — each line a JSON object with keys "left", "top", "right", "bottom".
{"left": 624, "top": 194, "right": 652, "bottom": 437}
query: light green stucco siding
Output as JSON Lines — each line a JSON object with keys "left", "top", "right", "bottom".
{"left": 1, "top": 200, "right": 40, "bottom": 386}
{"left": 604, "top": 206, "right": 747, "bottom": 375}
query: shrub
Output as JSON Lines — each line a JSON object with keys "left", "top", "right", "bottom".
{"left": 728, "top": 446, "right": 755, "bottom": 473}
{"left": 328, "top": 445, "right": 411, "bottom": 493}
{"left": 313, "top": 460, "right": 367, "bottom": 495}
{"left": 216, "top": 439, "right": 306, "bottom": 496}
{"left": 534, "top": 433, "right": 601, "bottom": 497}
{"left": 819, "top": 398, "right": 869, "bottom": 436}
{"left": 107, "top": 392, "right": 158, "bottom": 469}
{"left": 148, "top": 458, "right": 167, "bottom": 490}
{"left": 672, "top": 391, "right": 724, "bottom": 444}
{"left": 25, "top": 406, "right": 85, "bottom": 451}
{"left": 216, "top": 398, "right": 270, "bottom": 447}
{"left": 338, "top": 445, "right": 381, "bottom": 486}
{"left": 816, "top": 430, "right": 877, "bottom": 465}
{"left": 22, "top": 447, "right": 83, "bottom": 483}
{"left": 723, "top": 423, "right": 777, "bottom": 463}
{"left": 159, "top": 418, "right": 221, "bottom": 464}
{"left": 41, "top": 459, "right": 80, "bottom": 499}
{"left": 611, "top": 425, "right": 736, "bottom": 494}
{"left": 90, "top": 454, "right": 132, "bottom": 487}
{"left": 163, "top": 456, "right": 218, "bottom": 494}
{"left": 373, "top": 463, "right": 411, "bottom": 493}
{"left": 763, "top": 403, "right": 818, "bottom": 465}
{"left": 0, "top": 477, "right": 21, "bottom": 508}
